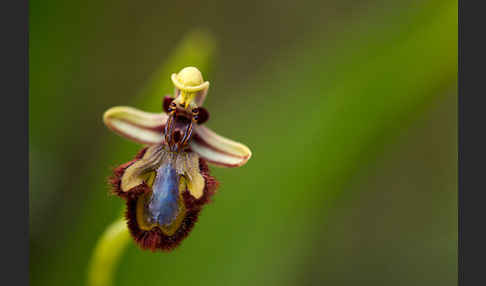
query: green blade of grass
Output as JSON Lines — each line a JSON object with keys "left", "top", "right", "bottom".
{"left": 87, "top": 218, "right": 130, "bottom": 286}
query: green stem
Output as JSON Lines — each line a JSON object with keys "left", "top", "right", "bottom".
{"left": 87, "top": 218, "right": 130, "bottom": 286}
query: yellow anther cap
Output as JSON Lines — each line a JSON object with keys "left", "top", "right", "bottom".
{"left": 171, "top": 66, "right": 209, "bottom": 92}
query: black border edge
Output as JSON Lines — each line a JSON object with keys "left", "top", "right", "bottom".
{"left": 458, "top": 0, "right": 462, "bottom": 284}
{"left": 458, "top": 0, "right": 486, "bottom": 285}
{"left": 0, "top": 0, "right": 29, "bottom": 284}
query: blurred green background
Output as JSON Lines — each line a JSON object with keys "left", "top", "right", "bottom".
{"left": 30, "top": 0, "right": 457, "bottom": 285}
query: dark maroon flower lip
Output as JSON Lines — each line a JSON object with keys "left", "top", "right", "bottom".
{"left": 111, "top": 151, "right": 218, "bottom": 251}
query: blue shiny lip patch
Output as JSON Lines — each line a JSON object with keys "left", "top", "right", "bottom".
{"left": 147, "top": 161, "right": 181, "bottom": 226}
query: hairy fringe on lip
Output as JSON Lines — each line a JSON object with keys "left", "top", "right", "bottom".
{"left": 110, "top": 149, "right": 219, "bottom": 251}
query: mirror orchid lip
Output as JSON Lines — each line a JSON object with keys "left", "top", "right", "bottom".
{"left": 110, "top": 144, "right": 219, "bottom": 251}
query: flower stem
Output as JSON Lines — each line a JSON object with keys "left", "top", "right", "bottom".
{"left": 87, "top": 217, "right": 130, "bottom": 286}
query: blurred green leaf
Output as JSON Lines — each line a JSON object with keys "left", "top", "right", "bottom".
{"left": 87, "top": 218, "right": 130, "bottom": 286}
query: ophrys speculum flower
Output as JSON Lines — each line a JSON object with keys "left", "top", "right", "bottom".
{"left": 103, "top": 67, "right": 251, "bottom": 251}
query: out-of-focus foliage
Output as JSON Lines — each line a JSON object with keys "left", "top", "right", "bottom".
{"left": 30, "top": 0, "right": 457, "bottom": 286}
{"left": 87, "top": 218, "right": 130, "bottom": 286}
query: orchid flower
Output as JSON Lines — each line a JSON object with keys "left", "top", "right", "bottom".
{"left": 103, "top": 67, "right": 252, "bottom": 251}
